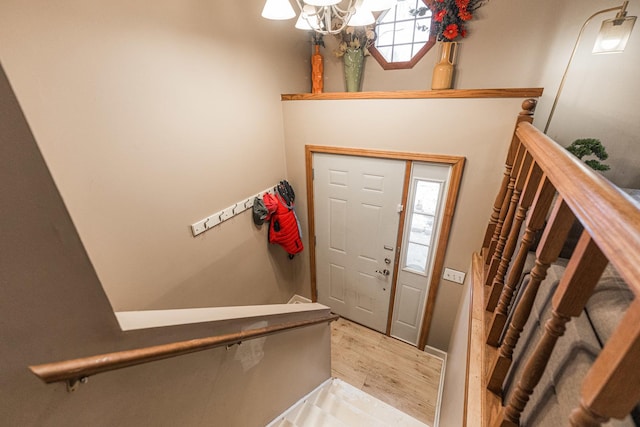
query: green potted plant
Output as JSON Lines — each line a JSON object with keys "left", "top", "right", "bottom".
{"left": 565, "top": 138, "right": 610, "bottom": 171}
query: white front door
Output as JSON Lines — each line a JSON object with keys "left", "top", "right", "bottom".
{"left": 313, "top": 153, "right": 405, "bottom": 333}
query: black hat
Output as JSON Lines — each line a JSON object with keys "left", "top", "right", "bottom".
{"left": 252, "top": 197, "right": 268, "bottom": 225}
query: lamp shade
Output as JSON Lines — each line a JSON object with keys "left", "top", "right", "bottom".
{"left": 593, "top": 15, "right": 636, "bottom": 53}
{"left": 347, "top": 6, "right": 375, "bottom": 26}
{"left": 295, "top": 5, "right": 321, "bottom": 30}
{"left": 361, "top": 0, "right": 397, "bottom": 12}
{"left": 295, "top": 13, "right": 313, "bottom": 30}
{"left": 262, "top": 0, "right": 296, "bottom": 20}
{"left": 304, "top": 0, "right": 341, "bottom": 6}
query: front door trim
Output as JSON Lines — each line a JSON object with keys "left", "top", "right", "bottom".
{"left": 306, "top": 145, "right": 465, "bottom": 349}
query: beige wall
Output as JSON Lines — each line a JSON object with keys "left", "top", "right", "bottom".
{"left": 532, "top": 0, "right": 640, "bottom": 188}
{"left": 0, "top": 62, "right": 331, "bottom": 426}
{"left": 1, "top": 0, "right": 636, "bottom": 348}
{"left": 318, "top": 0, "right": 561, "bottom": 92}
{"left": 317, "top": 0, "right": 640, "bottom": 187}
{"left": 281, "top": 97, "right": 526, "bottom": 350}
{"left": 287, "top": 0, "right": 639, "bottom": 350}
{"left": 439, "top": 264, "right": 471, "bottom": 427}
{"left": 0, "top": 0, "right": 311, "bottom": 311}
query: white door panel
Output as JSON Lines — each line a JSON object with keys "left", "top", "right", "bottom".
{"left": 314, "top": 153, "right": 405, "bottom": 333}
{"left": 391, "top": 162, "right": 451, "bottom": 345}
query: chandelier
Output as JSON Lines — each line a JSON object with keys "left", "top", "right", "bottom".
{"left": 261, "top": 0, "right": 397, "bottom": 35}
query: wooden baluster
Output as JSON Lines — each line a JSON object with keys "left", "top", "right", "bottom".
{"left": 486, "top": 195, "right": 574, "bottom": 393}
{"left": 569, "top": 299, "right": 640, "bottom": 426}
{"left": 485, "top": 150, "right": 534, "bottom": 300}
{"left": 485, "top": 145, "right": 522, "bottom": 266}
{"left": 482, "top": 99, "right": 537, "bottom": 251}
{"left": 498, "top": 232, "right": 609, "bottom": 427}
{"left": 483, "top": 162, "right": 512, "bottom": 250}
{"left": 486, "top": 173, "right": 553, "bottom": 346}
{"left": 483, "top": 163, "right": 512, "bottom": 250}
{"left": 570, "top": 406, "right": 608, "bottom": 427}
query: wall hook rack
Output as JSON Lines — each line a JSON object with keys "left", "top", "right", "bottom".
{"left": 190, "top": 185, "right": 277, "bottom": 237}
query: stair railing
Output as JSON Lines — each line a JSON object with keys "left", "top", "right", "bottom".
{"left": 468, "top": 99, "right": 640, "bottom": 426}
{"left": 30, "top": 312, "right": 338, "bottom": 391}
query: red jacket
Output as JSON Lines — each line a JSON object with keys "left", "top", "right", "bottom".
{"left": 263, "top": 193, "right": 303, "bottom": 257}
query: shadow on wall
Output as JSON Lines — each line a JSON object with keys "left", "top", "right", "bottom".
{"left": 0, "top": 61, "right": 331, "bottom": 426}
{"left": 147, "top": 220, "right": 302, "bottom": 310}
{"left": 546, "top": 100, "right": 640, "bottom": 189}
{"left": 0, "top": 0, "right": 311, "bottom": 315}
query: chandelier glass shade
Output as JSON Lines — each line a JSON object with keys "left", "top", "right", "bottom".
{"left": 262, "top": 0, "right": 396, "bottom": 34}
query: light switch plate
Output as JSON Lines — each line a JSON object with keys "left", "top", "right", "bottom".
{"left": 443, "top": 267, "right": 466, "bottom": 284}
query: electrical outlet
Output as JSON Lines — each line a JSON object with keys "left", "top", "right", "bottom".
{"left": 443, "top": 267, "right": 466, "bottom": 284}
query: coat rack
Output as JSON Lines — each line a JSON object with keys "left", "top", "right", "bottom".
{"left": 190, "top": 186, "right": 277, "bottom": 237}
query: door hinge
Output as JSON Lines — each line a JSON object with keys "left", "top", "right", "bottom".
{"left": 312, "top": 168, "right": 315, "bottom": 180}
{"left": 397, "top": 204, "right": 404, "bottom": 213}
{"left": 314, "top": 235, "right": 317, "bottom": 247}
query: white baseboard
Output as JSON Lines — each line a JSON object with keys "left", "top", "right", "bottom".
{"left": 424, "top": 345, "right": 447, "bottom": 360}
{"left": 424, "top": 345, "right": 447, "bottom": 427}
{"left": 287, "top": 294, "right": 312, "bottom": 304}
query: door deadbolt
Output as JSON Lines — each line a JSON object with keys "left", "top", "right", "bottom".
{"left": 384, "top": 258, "right": 391, "bottom": 264}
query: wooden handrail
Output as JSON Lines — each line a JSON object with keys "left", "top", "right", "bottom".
{"left": 471, "top": 117, "right": 640, "bottom": 426}
{"left": 30, "top": 313, "right": 339, "bottom": 385}
{"left": 516, "top": 122, "right": 640, "bottom": 295}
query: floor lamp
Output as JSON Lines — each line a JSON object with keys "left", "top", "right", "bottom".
{"left": 544, "top": 1, "right": 637, "bottom": 134}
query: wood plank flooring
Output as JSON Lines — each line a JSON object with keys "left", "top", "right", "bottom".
{"left": 331, "top": 317, "right": 444, "bottom": 426}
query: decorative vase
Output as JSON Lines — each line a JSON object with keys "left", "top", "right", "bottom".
{"left": 343, "top": 47, "right": 365, "bottom": 92}
{"left": 431, "top": 42, "right": 457, "bottom": 90}
{"left": 311, "top": 44, "right": 324, "bottom": 94}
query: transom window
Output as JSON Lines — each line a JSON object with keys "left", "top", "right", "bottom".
{"left": 369, "top": 0, "right": 435, "bottom": 70}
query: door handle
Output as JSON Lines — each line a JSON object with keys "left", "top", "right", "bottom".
{"left": 375, "top": 269, "right": 390, "bottom": 277}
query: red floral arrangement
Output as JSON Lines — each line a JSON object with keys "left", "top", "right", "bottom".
{"left": 411, "top": 0, "right": 487, "bottom": 41}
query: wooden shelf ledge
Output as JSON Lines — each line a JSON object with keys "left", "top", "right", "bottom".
{"left": 281, "top": 88, "right": 543, "bottom": 101}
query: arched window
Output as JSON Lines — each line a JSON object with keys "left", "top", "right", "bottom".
{"left": 369, "top": 0, "right": 435, "bottom": 70}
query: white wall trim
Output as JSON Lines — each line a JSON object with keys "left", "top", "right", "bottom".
{"left": 424, "top": 345, "right": 447, "bottom": 427}
{"left": 115, "top": 302, "right": 328, "bottom": 331}
{"left": 287, "top": 294, "right": 312, "bottom": 304}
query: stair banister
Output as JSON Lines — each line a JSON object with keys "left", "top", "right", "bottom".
{"left": 30, "top": 312, "right": 339, "bottom": 391}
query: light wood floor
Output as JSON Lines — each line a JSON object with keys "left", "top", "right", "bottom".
{"left": 331, "top": 317, "right": 444, "bottom": 426}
